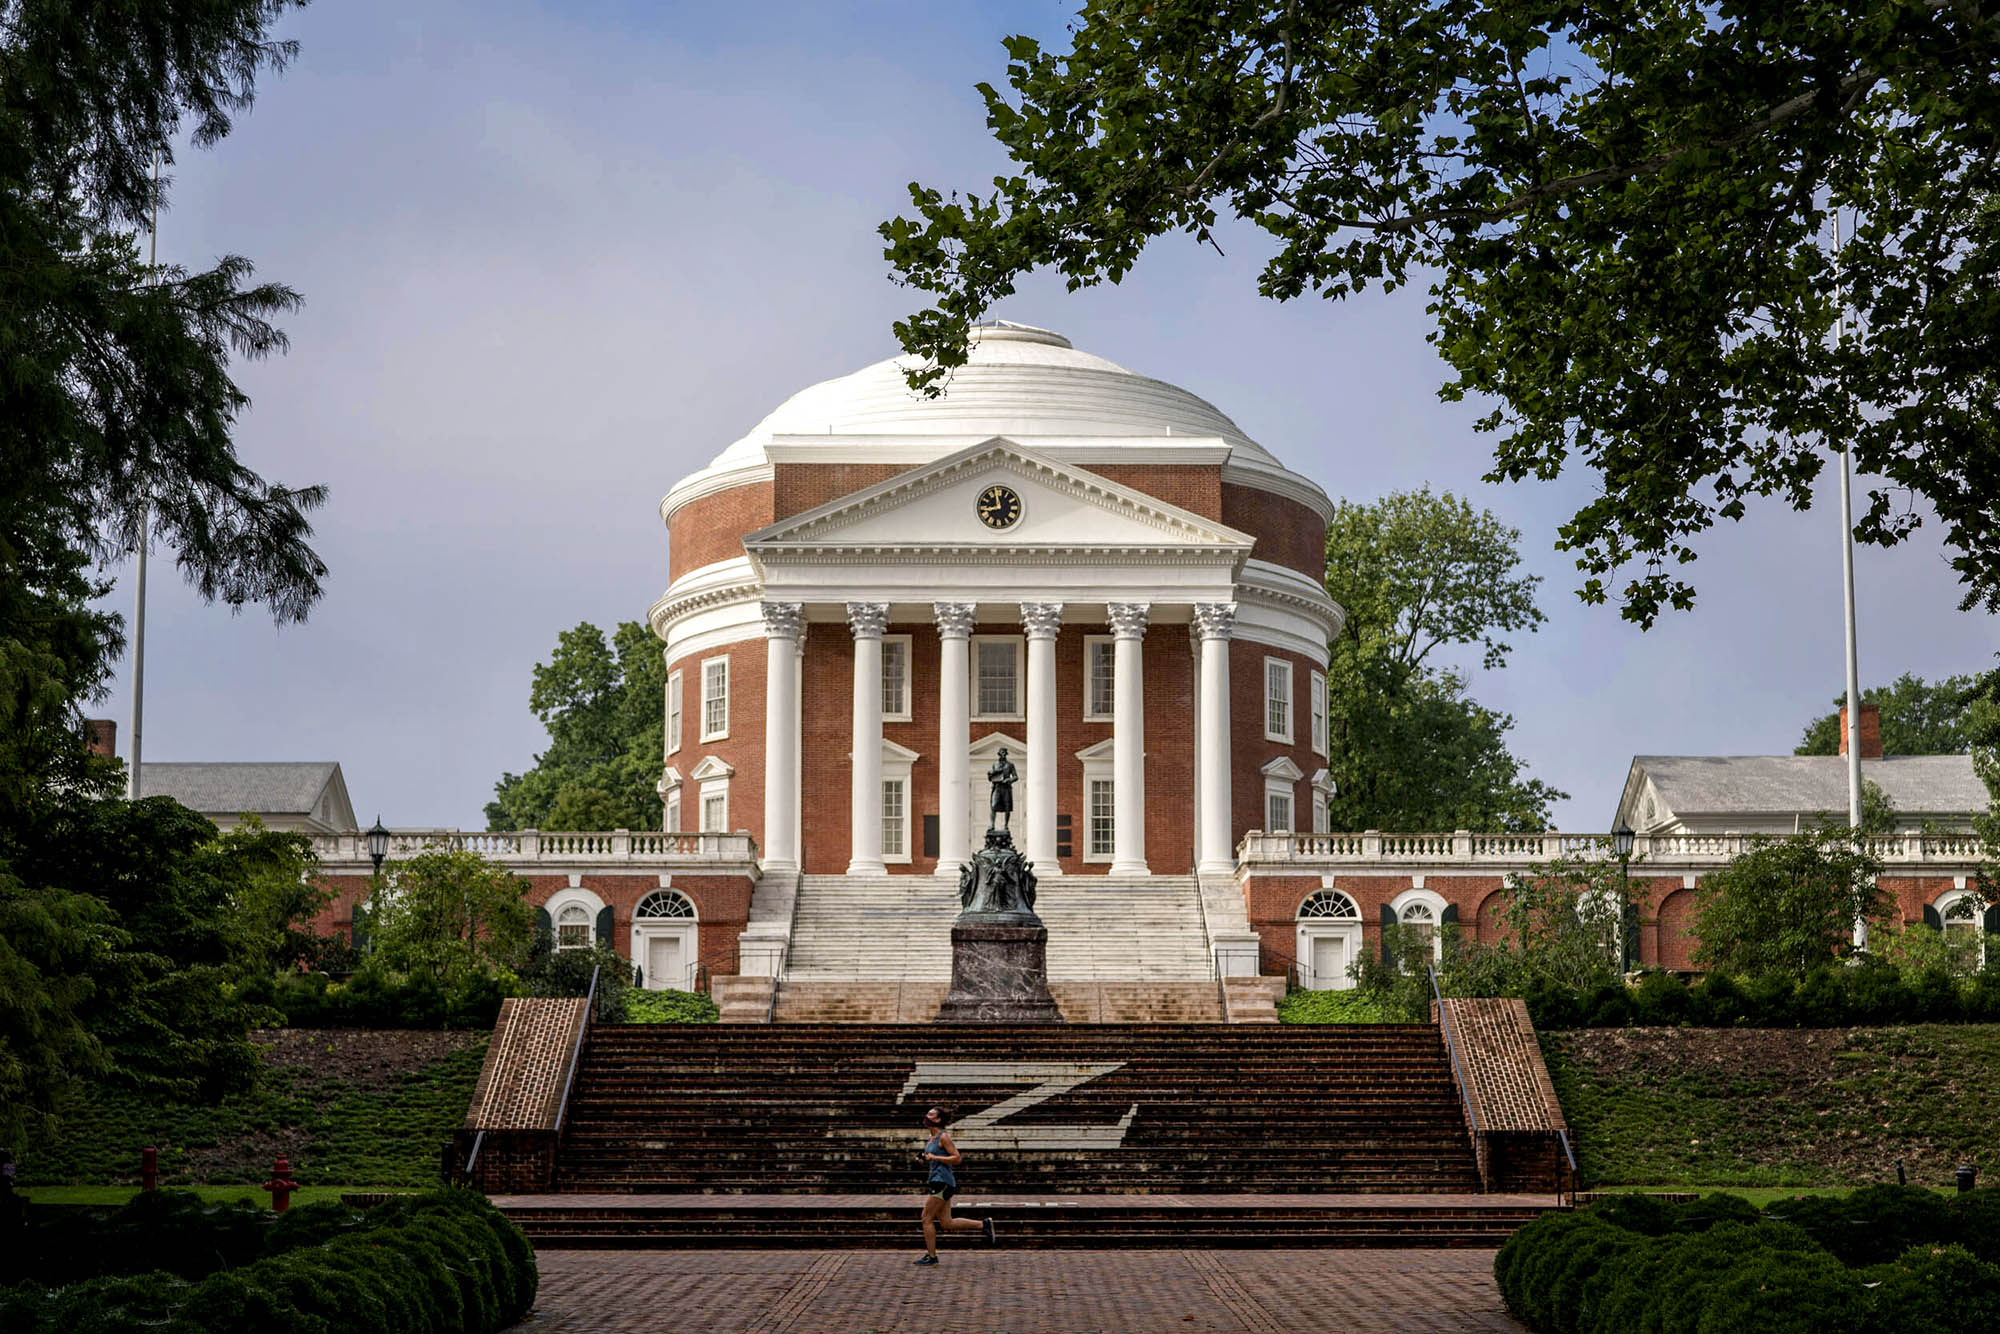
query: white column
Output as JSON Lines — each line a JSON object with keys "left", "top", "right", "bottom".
{"left": 1020, "top": 602, "right": 1064, "bottom": 874}
{"left": 933, "top": 602, "right": 977, "bottom": 875}
{"left": 1189, "top": 628, "right": 1204, "bottom": 866}
{"left": 1193, "top": 602, "right": 1237, "bottom": 876}
{"left": 1107, "top": 602, "right": 1150, "bottom": 876}
{"left": 846, "top": 601, "right": 889, "bottom": 875}
{"left": 760, "top": 602, "right": 804, "bottom": 873}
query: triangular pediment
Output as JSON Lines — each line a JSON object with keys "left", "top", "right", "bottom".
{"left": 743, "top": 439, "right": 1254, "bottom": 552}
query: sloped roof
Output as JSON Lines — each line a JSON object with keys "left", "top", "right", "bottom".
{"left": 140, "top": 762, "right": 356, "bottom": 828}
{"left": 1632, "top": 754, "right": 1986, "bottom": 820}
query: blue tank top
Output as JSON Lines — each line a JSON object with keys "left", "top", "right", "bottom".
{"left": 924, "top": 1133, "right": 956, "bottom": 1188}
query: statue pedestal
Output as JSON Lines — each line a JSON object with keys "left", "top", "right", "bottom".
{"left": 934, "top": 923, "right": 1065, "bottom": 1024}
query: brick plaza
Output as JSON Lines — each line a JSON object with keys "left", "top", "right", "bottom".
{"left": 513, "top": 1248, "right": 1526, "bottom": 1333}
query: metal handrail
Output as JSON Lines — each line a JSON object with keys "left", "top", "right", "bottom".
{"left": 1556, "top": 1126, "right": 1579, "bottom": 1207}
{"left": 461, "top": 1129, "right": 486, "bottom": 1184}
{"left": 552, "top": 964, "right": 600, "bottom": 1136}
{"left": 1428, "top": 966, "right": 1484, "bottom": 1186}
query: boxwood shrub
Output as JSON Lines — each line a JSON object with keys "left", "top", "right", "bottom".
{"left": 0, "top": 1189, "right": 534, "bottom": 1334}
{"left": 1498, "top": 1187, "right": 2000, "bottom": 1333}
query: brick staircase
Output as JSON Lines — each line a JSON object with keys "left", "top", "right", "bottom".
{"left": 493, "top": 1024, "right": 1549, "bottom": 1246}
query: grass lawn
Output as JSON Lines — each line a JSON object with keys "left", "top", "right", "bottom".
{"left": 1544, "top": 1024, "right": 2000, "bottom": 1189}
{"left": 18, "top": 1185, "right": 415, "bottom": 1207}
{"left": 1580, "top": 1184, "right": 1956, "bottom": 1207}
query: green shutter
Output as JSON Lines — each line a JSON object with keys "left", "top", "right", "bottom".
{"left": 1924, "top": 904, "right": 1943, "bottom": 931}
{"left": 596, "top": 904, "right": 615, "bottom": 948}
{"left": 1380, "top": 903, "right": 1396, "bottom": 962}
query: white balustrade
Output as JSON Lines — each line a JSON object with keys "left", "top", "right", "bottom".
{"left": 309, "top": 828, "right": 759, "bottom": 869}
{"left": 1234, "top": 829, "right": 1990, "bottom": 871}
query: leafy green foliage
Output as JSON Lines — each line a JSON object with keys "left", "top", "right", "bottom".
{"left": 1322, "top": 489, "right": 1564, "bottom": 832}
{"left": 235, "top": 967, "right": 508, "bottom": 1030}
{"left": 1498, "top": 1189, "right": 2000, "bottom": 1333}
{"left": 486, "top": 621, "right": 667, "bottom": 832}
{"left": 1797, "top": 673, "right": 1985, "bottom": 756}
{"left": 0, "top": 1189, "right": 536, "bottom": 1334}
{"left": 884, "top": 2, "right": 2000, "bottom": 624}
{"left": 518, "top": 938, "right": 632, "bottom": 1023}
{"left": 1694, "top": 829, "right": 1889, "bottom": 978}
{"left": 624, "top": 988, "right": 720, "bottom": 1024}
{"left": 19, "top": 1033, "right": 487, "bottom": 1187}
{"left": 364, "top": 849, "right": 533, "bottom": 988}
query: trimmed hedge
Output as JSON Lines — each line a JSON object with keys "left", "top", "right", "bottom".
{"left": 0, "top": 1189, "right": 535, "bottom": 1333}
{"left": 1497, "top": 1186, "right": 2000, "bottom": 1333}
{"left": 236, "top": 969, "right": 508, "bottom": 1030}
{"left": 1524, "top": 961, "right": 2000, "bottom": 1030}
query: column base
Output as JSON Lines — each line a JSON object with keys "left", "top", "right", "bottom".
{"left": 845, "top": 859, "right": 887, "bottom": 876}
{"left": 933, "top": 860, "right": 966, "bottom": 878}
{"left": 1107, "top": 860, "right": 1151, "bottom": 877}
{"left": 1196, "top": 858, "right": 1237, "bottom": 878}
{"left": 760, "top": 858, "right": 800, "bottom": 876}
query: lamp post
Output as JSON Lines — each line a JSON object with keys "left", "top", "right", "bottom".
{"left": 1611, "top": 821, "right": 1636, "bottom": 972}
{"left": 359, "top": 817, "right": 389, "bottom": 955}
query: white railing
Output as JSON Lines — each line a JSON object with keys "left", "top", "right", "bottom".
{"left": 1239, "top": 828, "right": 1991, "bottom": 868}
{"left": 309, "top": 828, "right": 760, "bottom": 867}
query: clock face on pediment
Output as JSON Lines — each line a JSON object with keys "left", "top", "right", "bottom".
{"left": 976, "top": 483, "right": 1023, "bottom": 530}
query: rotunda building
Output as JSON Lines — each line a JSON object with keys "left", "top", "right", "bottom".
{"left": 650, "top": 322, "right": 1342, "bottom": 900}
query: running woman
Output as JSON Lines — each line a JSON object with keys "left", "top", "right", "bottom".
{"left": 914, "top": 1105, "right": 994, "bottom": 1264}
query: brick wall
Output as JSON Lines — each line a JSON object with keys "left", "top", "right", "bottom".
{"left": 1084, "top": 463, "right": 1223, "bottom": 519}
{"left": 670, "top": 640, "right": 767, "bottom": 850}
{"left": 1228, "top": 639, "right": 1327, "bottom": 844}
{"left": 1221, "top": 483, "right": 1326, "bottom": 579}
{"left": 773, "top": 462, "right": 913, "bottom": 518}
{"left": 666, "top": 482, "right": 774, "bottom": 583}
{"left": 1433, "top": 996, "right": 1568, "bottom": 1192}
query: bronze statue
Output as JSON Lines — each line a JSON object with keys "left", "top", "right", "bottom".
{"left": 987, "top": 747, "right": 1016, "bottom": 832}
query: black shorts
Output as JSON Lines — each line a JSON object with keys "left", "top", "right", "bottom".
{"left": 926, "top": 1183, "right": 956, "bottom": 1200}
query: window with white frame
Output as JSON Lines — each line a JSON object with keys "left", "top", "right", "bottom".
{"left": 692, "top": 755, "right": 733, "bottom": 835}
{"left": 1083, "top": 636, "right": 1115, "bottom": 720}
{"left": 556, "top": 903, "right": 592, "bottom": 952}
{"left": 1264, "top": 657, "right": 1293, "bottom": 742}
{"left": 1311, "top": 770, "right": 1334, "bottom": 834}
{"left": 1266, "top": 787, "right": 1293, "bottom": 834}
{"left": 1310, "top": 669, "right": 1328, "bottom": 756}
{"left": 636, "top": 889, "right": 695, "bottom": 920}
{"left": 1939, "top": 891, "right": 1988, "bottom": 972}
{"left": 1262, "top": 756, "right": 1302, "bottom": 835}
{"left": 665, "top": 670, "right": 682, "bottom": 755}
{"left": 881, "top": 635, "right": 913, "bottom": 721}
{"left": 973, "top": 636, "right": 1024, "bottom": 719}
{"left": 1299, "top": 889, "right": 1360, "bottom": 920}
{"left": 700, "top": 657, "right": 729, "bottom": 740}
{"left": 664, "top": 790, "right": 682, "bottom": 833}
{"left": 701, "top": 791, "right": 727, "bottom": 832}
{"left": 1088, "top": 779, "right": 1116, "bottom": 858}
{"left": 882, "top": 778, "right": 909, "bottom": 861}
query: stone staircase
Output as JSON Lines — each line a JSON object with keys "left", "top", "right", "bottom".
{"left": 783, "top": 874, "right": 1215, "bottom": 981}
{"left": 505, "top": 1024, "right": 1529, "bottom": 1246}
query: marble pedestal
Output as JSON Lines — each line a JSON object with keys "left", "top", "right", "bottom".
{"left": 934, "top": 923, "right": 1065, "bottom": 1024}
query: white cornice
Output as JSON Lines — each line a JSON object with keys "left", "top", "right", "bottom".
{"left": 1221, "top": 457, "right": 1335, "bottom": 524}
{"left": 763, "top": 434, "right": 1236, "bottom": 467}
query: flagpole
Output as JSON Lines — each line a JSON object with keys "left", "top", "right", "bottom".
{"left": 1834, "top": 209, "right": 1866, "bottom": 951}
{"left": 129, "top": 150, "right": 159, "bottom": 800}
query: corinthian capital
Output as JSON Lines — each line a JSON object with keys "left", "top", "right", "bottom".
{"left": 1107, "top": 602, "right": 1151, "bottom": 639}
{"left": 1191, "top": 601, "right": 1238, "bottom": 641}
{"left": 846, "top": 601, "right": 890, "bottom": 639}
{"left": 1018, "top": 602, "right": 1065, "bottom": 640}
{"left": 760, "top": 601, "right": 805, "bottom": 640}
{"left": 932, "top": 601, "right": 978, "bottom": 639}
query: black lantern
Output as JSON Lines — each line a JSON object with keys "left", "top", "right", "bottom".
{"left": 1611, "top": 821, "right": 1636, "bottom": 860}
{"left": 365, "top": 816, "right": 390, "bottom": 875}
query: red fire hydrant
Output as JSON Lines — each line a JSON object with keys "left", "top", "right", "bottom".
{"left": 141, "top": 1146, "right": 158, "bottom": 1192}
{"left": 262, "top": 1156, "right": 298, "bottom": 1213}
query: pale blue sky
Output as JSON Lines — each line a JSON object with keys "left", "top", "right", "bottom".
{"left": 103, "top": 0, "right": 1998, "bottom": 831}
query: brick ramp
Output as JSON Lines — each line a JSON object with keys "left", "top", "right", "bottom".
{"left": 461, "top": 997, "right": 589, "bottom": 1191}
{"left": 1434, "top": 998, "right": 1570, "bottom": 1192}
{"left": 494, "top": 1191, "right": 1555, "bottom": 1249}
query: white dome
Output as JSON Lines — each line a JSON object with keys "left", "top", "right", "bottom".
{"left": 701, "top": 322, "right": 1282, "bottom": 473}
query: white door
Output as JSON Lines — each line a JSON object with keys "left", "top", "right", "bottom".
{"left": 1311, "top": 934, "right": 1349, "bottom": 990}
{"left": 647, "top": 934, "right": 684, "bottom": 992}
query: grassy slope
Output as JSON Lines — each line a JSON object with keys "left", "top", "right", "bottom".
{"left": 1543, "top": 1024, "right": 2000, "bottom": 1188}
{"left": 21, "top": 1030, "right": 487, "bottom": 1188}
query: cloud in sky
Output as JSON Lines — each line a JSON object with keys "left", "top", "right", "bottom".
{"left": 101, "top": 0, "right": 1997, "bottom": 832}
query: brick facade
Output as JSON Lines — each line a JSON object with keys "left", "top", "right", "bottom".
{"left": 665, "top": 482, "right": 773, "bottom": 583}
{"left": 1221, "top": 483, "right": 1326, "bottom": 579}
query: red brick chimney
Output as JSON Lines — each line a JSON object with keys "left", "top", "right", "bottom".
{"left": 1838, "top": 702, "right": 1883, "bottom": 759}
{"left": 84, "top": 718, "right": 117, "bottom": 758}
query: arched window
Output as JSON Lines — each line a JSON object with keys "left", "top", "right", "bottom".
{"left": 1939, "top": 892, "right": 1986, "bottom": 972}
{"left": 556, "top": 903, "right": 591, "bottom": 951}
{"left": 1299, "top": 889, "right": 1360, "bottom": 920}
{"left": 1391, "top": 890, "right": 1448, "bottom": 969}
{"left": 635, "top": 889, "right": 696, "bottom": 920}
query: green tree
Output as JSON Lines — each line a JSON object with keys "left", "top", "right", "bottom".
{"left": 213, "top": 816, "right": 329, "bottom": 974}
{"left": 1693, "top": 830, "right": 1889, "bottom": 979}
{"left": 365, "top": 849, "right": 534, "bottom": 988}
{"left": 882, "top": 1, "right": 2000, "bottom": 625}
{"left": 0, "top": 2, "right": 322, "bottom": 1146}
{"left": 1454, "top": 855, "right": 1632, "bottom": 998}
{"left": 486, "top": 621, "right": 667, "bottom": 831}
{"left": 1796, "top": 673, "right": 1982, "bottom": 755}
{"left": 1323, "top": 488, "right": 1564, "bottom": 831}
